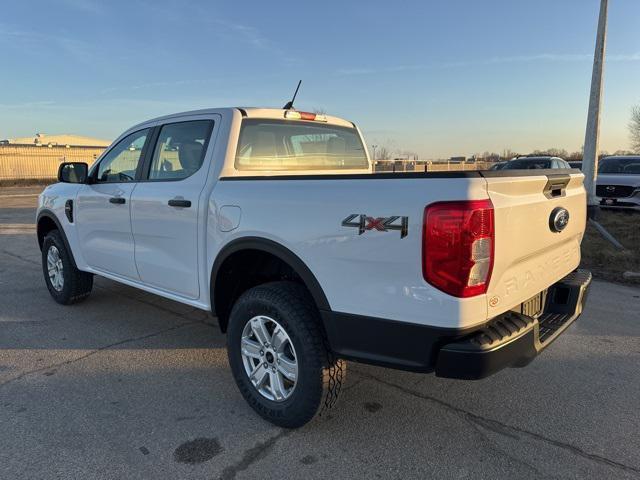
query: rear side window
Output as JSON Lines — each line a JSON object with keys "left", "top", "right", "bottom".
{"left": 235, "top": 119, "right": 368, "bottom": 171}
{"left": 148, "top": 120, "right": 214, "bottom": 180}
{"left": 504, "top": 159, "right": 551, "bottom": 169}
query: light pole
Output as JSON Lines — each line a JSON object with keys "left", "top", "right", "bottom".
{"left": 582, "top": 0, "right": 608, "bottom": 220}
{"left": 582, "top": 0, "right": 624, "bottom": 249}
{"left": 371, "top": 144, "right": 378, "bottom": 161}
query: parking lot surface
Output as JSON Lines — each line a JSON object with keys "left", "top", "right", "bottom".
{"left": 1, "top": 186, "right": 639, "bottom": 479}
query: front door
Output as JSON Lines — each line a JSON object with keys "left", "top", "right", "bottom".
{"left": 76, "top": 128, "right": 150, "bottom": 280}
{"left": 130, "top": 118, "right": 216, "bottom": 299}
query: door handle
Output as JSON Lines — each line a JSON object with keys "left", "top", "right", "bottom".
{"left": 168, "top": 199, "right": 192, "bottom": 208}
{"left": 109, "top": 197, "right": 126, "bottom": 204}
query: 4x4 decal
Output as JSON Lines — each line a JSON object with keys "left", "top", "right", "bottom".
{"left": 341, "top": 214, "right": 408, "bottom": 238}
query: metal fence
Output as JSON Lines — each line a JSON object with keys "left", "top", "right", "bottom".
{"left": 0, "top": 144, "right": 493, "bottom": 181}
{"left": 0, "top": 144, "right": 105, "bottom": 181}
{"left": 373, "top": 160, "right": 492, "bottom": 173}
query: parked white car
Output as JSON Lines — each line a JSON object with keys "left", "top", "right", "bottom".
{"left": 37, "top": 107, "right": 591, "bottom": 427}
{"left": 596, "top": 155, "right": 640, "bottom": 210}
{"left": 502, "top": 156, "right": 572, "bottom": 170}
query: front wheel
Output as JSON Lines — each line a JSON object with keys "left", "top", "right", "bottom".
{"left": 42, "top": 230, "right": 93, "bottom": 305}
{"left": 227, "top": 281, "right": 345, "bottom": 428}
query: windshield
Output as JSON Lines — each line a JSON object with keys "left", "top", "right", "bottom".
{"left": 598, "top": 157, "right": 640, "bottom": 174}
{"left": 503, "top": 159, "right": 551, "bottom": 169}
{"left": 235, "top": 119, "right": 368, "bottom": 171}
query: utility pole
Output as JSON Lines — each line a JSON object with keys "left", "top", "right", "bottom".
{"left": 582, "top": 0, "right": 624, "bottom": 250}
{"left": 582, "top": 0, "right": 608, "bottom": 220}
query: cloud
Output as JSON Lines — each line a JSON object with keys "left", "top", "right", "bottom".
{"left": 336, "top": 51, "right": 640, "bottom": 75}
{"left": 99, "top": 79, "right": 216, "bottom": 95}
{"left": 0, "top": 23, "right": 97, "bottom": 65}
{"left": 608, "top": 52, "right": 640, "bottom": 61}
{"left": 0, "top": 24, "right": 35, "bottom": 38}
{"left": 336, "top": 67, "right": 377, "bottom": 76}
{"left": 214, "top": 19, "right": 299, "bottom": 65}
{"left": 225, "top": 23, "right": 271, "bottom": 50}
{"left": 0, "top": 101, "right": 56, "bottom": 109}
{"left": 58, "top": 0, "right": 105, "bottom": 14}
{"left": 179, "top": 7, "right": 300, "bottom": 66}
{"left": 445, "top": 52, "right": 640, "bottom": 67}
{"left": 336, "top": 65, "right": 425, "bottom": 76}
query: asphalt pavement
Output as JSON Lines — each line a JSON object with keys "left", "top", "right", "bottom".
{"left": 1, "top": 186, "right": 639, "bottom": 479}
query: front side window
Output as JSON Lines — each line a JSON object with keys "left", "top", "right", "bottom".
{"left": 96, "top": 129, "right": 149, "bottom": 183}
{"left": 235, "top": 119, "right": 368, "bottom": 171}
{"left": 599, "top": 157, "right": 640, "bottom": 174}
{"left": 148, "top": 120, "right": 214, "bottom": 180}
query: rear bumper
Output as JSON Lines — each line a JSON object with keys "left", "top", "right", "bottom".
{"left": 435, "top": 269, "right": 592, "bottom": 379}
{"left": 322, "top": 269, "right": 592, "bottom": 378}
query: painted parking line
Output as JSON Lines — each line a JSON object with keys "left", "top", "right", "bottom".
{"left": 0, "top": 194, "right": 40, "bottom": 198}
{"left": 0, "top": 224, "right": 36, "bottom": 234}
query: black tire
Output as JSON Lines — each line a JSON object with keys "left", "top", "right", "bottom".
{"left": 227, "top": 281, "right": 346, "bottom": 428}
{"left": 42, "top": 230, "right": 93, "bottom": 305}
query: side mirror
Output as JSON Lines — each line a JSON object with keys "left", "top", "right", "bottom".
{"left": 58, "top": 162, "right": 89, "bottom": 184}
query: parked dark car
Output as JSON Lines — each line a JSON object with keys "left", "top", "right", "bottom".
{"left": 568, "top": 161, "right": 582, "bottom": 170}
{"left": 488, "top": 162, "right": 506, "bottom": 170}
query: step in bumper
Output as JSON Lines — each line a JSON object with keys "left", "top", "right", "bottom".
{"left": 435, "top": 269, "right": 592, "bottom": 380}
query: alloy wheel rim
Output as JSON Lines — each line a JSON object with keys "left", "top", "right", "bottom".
{"left": 240, "top": 315, "right": 298, "bottom": 402}
{"left": 47, "top": 246, "right": 64, "bottom": 292}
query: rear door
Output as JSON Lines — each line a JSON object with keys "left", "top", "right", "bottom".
{"left": 130, "top": 117, "right": 216, "bottom": 299}
{"left": 76, "top": 128, "right": 151, "bottom": 280}
{"left": 483, "top": 171, "right": 586, "bottom": 317}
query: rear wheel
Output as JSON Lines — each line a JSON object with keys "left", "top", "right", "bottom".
{"left": 227, "top": 281, "right": 345, "bottom": 428}
{"left": 42, "top": 230, "right": 93, "bottom": 305}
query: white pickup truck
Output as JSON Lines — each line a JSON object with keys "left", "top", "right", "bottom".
{"left": 37, "top": 107, "right": 592, "bottom": 427}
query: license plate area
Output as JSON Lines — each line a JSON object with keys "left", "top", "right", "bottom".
{"left": 513, "top": 290, "right": 547, "bottom": 318}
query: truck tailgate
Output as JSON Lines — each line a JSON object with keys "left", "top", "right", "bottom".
{"left": 483, "top": 172, "right": 586, "bottom": 317}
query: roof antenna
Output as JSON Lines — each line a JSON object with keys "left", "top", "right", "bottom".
{"left": 283, "top": 80, "right": 302, "bottom": 110}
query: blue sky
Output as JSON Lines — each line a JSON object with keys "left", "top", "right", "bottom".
{"left": 1, "top": 0, "right": 639, "bottom": 158}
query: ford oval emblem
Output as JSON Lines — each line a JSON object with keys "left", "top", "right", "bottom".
{"left": 549, "top": 207, "right": 570, "bottom": 233}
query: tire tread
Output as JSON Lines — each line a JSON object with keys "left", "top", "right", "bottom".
{"left": 228, "top": 281, "right": 345, "bottom": 428}
{"left": 42, "top": 230, "right": 93, "bottom": 305}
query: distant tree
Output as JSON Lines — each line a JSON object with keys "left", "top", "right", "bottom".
{"left": 501, "top": 149, "right": 518, "bottom": 160}
{"left": 397, "top": 149, "right": 417, "bottom": 160}
{"left": 629, "top": 105, "right": 640, "bottom": 153}
{"left": 613, "top": 149, "right": 634, "bottom": 156}
{"left": 480, "top": 151, "right": 501, "bottom": 161}
{"left": 532, "top": 148, "right": 569, "bottom": 158}
{"left": 546, "top": 148, "right": 569, "bottom": 158}
{"left": 377, "top": 146, "right": 391, "bottom": 160}
{"left": 567, "top": 151, "right": 583, "bottom": 160}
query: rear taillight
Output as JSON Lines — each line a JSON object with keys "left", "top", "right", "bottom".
{"left": 422, "top": 199, "right": 494, "bottom": 298}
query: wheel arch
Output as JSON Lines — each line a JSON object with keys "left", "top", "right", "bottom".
{"left": 37, "top": 210, "right": 78, "bottom": 268}
{"left": 210, "top": 237, "right": 330, "bottom": 332}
